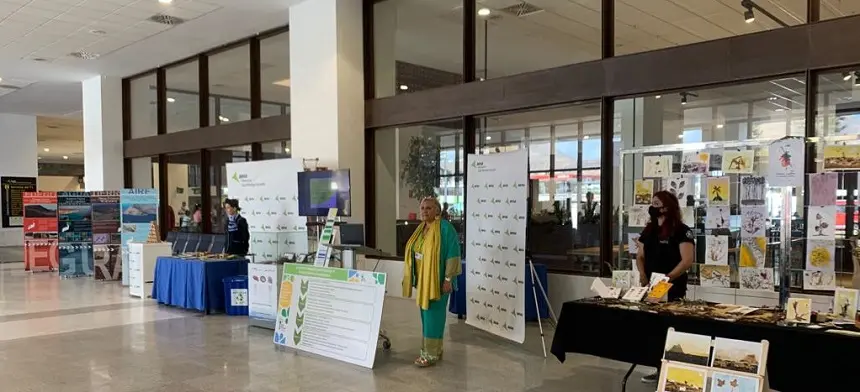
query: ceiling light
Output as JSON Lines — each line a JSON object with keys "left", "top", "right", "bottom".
{"left": 775, "top": 108, "right": 785, "bottom": 112}
{"left": 679, "top": 91, "right": 697, "bottom": 105}
{"left": 167, "top": 97, "right": 175, "bottom": 103}
{"left": 678, "top": 134, "right": 684, "bottom": 139}
{"left": 272, "top": 78, "right": 291, "bottom": 88}
{"left": 62, "top": 156, "right": 69, "bottom": 160}
{"left": 843, "top": 72, "right": 853, "bottom": 81}
{"left": 37, "top": 156, "right": 42, "bottom": 160}
{"left": 717, "top": 124, "right": 725, "bottom": 129}
{"left": 284, "top": 148, "right": 291, "bottom": 153}
{"left": 218, "top": 115, "right": 230, "bottom": 123}
{"left": 0, "top": 77, "right": 3, "bottom": 83}
{"left": 159, "top": 0, "right": 173, "bottom": 4}
{"left": 744, "top": 9, "right": 755, "bottom": 23}
{"left": 478, "top": 8, "right": 491, "bottom": 16}
{"left": 399, "top": 85, "right": 409, "bottom": 91}
{"left": 583, "top": 135, "right": 590, "bottom": 140}
{"left": 43, "top": 148, "right": 49, "bottom": 152}
{"left": 485, "top": 136, "right": 491, "bottom": 140}
{"left": 681, "top": 97, "right": 688, "bottom": 105}
{"left": 655, "top": 95, "right": 662, "bottom": 99}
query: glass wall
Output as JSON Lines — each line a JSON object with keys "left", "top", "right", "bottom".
{"left": 261, "top": 140, "right": 291, "bottom": 160}
{"left": 261, "top": 32, "right": 290, "bottom": 118}
{"left": 129, "top": 73, "right": 157, "bottom": 139}
{"left": 374, "top": 120, "right": 464, "bottom": 257}
{"left": 373, "top": 0, "right": 463, "bottom": 98}
{"left": 821, "top": 2, "right": 860, "bottom": 20}
{"left": 210, "top": 44, "right": 251, "bottom": 125}
{"left": 476, "top": 1, "right": 601, "bottom": 80}
{"left": 477, "top": 104, "right": 603, "bottom": 274}
{"left": 210, "top": 146, "right": 252, "bottom": 233}
{"left": 165, "top": 152, "right": 202, "bottom": 233}
{"left": 166, "top": 60, "right": 199, "bottom": 133}
{"left": 613, "top": 76, "right": 806, "bottom": 287}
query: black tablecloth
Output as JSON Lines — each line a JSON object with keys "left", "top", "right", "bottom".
{"left": 550, "top": 300, "right": 860, "bottom": 392}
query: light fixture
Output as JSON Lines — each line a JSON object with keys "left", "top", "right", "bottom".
{"left": 679, "top": 92, "right": 697, "bottom": 105}
{"left": 0, "top": 77, "right": 3, "bottom": 83}
{"left": 485, "top": 136, "right": 491, "bottom": 140}
{"left": 677, "top": 134, "right": 684, "bottom": 139}
{"left": 218, "top": 115, "right": 230, "bottom": 123}
{"left": 159, "top": 0, "right": 173, "bottom": 4}
{"left": 843, "top": 72, "right": 853, "bottom": 81}
{"left": 37, "top": 156, "right": 42, "bottom": 160}
{"left": 478, "top": 8, "right": 491, "bottom": 16}
{"left": 43, "top": 148, "right": 49, "bottom": 152}
{"left": 655, "top": 95, "right": 662, "bottom": 99}
{"left": 272, "top": 78, "right": 291, "bottom": 87}
{"left": 62, "top": 155, "right": 69, "bottom": 160}
{"left": 167, "top": 97, "right": 175, "bottom": 103}
{"left": 284, "top": 148, "right": 291, "bottom": 153}
{"left": 717, "top": 124, "right": 725, "bottom": 129}
{"left": 742, "top": 0, "right": 755, "bottom": 23}
{"left": 583, "top": 135, "right": 590, "bottom": 140}
{"left": 681, "top": 95, "right": 688, "bottom": 105}
{"left": 399, "top": 85, "right": 409, "bottom": 91}
{"left": 854, "top": 73, "right": 860, "bottom": 87}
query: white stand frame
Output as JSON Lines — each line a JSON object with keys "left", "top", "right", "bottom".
{"left": 527, "top": 257, "right": 559, "bottom": 358}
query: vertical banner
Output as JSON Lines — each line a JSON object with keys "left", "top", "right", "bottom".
{"left": 120, "top": 189, "right": 158, "bottom": 285}
{"left": 465, "top": 150, "right": 528, "bottom": 343}
{"left": 248, "top": 263, "right": 279, "bottom": 324}
{"left": 2, "top": 176, "right": 37, "bottom": 227}
{"left": 226, "top": 159, "right": 307, "bottom": 261}
{"left": 91, "top": 191, "right": 121, "bottom": 281}
{"left": 23, "top": 192, "right": 58, "bottom": 271}
{"left": 57, "top": 191, "right": 93, "bottom": 278}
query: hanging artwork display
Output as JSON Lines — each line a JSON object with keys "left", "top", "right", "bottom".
{"left": 658, "top": 363, "right": 708, "bottom": 392}
{"left": 722, "top": 150, "right": 755, "bottom": 174}
{"left": 634, "top": 179, "right": 654, "bottom": 205}
{"left": 740, "top": 207, "right": 767, "bottom": 238}
{"left": 786, "top": 298, "right": 812, "bottom": 323}
{"left": 705, "top": 206, "right": 730, "bottom": 230}
{"left": 706, "top": 176, "right": 730, "bottom": 206}
{"left": 627, "top": 233, "right": 640, "bottom": 255}
{"left": 663, "top": 174, "right": 691, "bottom": 201}
{"left": 662, "top": 329, "right": 711, "bottom": 366}
{"left": 705, "top": 235, "right": 729, "bottom": 265}
{"left": 709, "top": 151, "right": 723, "bottom": 172}
{"left": 628, "top": 205, "right": 650, "bottom": 227}
{"left": 710, "top": 372, "right": 762, "bottom": 392}
{"left": 681, "top": 151, "right": 709, "bottom": 174}
{"left": 767, "top": 137, "right": 804, "bottom": 187}
{"left": 681, "top": 207, "right": 695, "bottom": 226}
{"left": 806, "top": 206, "right": 836, "bottom": 238}
{"left": 700, "top": 265, "right": 731, "bottom": 287}
{"left": 833, "top": 288, "right": 859, "bottom": 321}
{"left": 739, "top": 176, "right": 766, "bottom": 205}
{"left": 803, "top": 270, "right": 836, "bottom": 291}
{"left": 711, "top": 337, "right": 765, "bottom": 375}
{"left": 808, "top": 172, "right": 838, "bottom": 206}
{"left": 806, "top": 239, "right": 835, "bottom": 271}
{"left": 823, "top": 145, "right": 860, "bottom": 170}
{"left": 739, "top": 237, "right": 767, "bottom": 268}
{"left": 643, "top": 155, "right": 673, "bottom": 178}
{"left": 739, "top": 267, "right": 774, "bottom": 291}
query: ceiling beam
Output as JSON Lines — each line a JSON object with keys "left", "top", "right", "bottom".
{"left": 365, "top": 14, "right": 860, "bottom": 129}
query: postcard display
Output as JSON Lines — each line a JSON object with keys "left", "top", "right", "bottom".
{"left": 91, "top": 191, "right": 121, "bottom": 281}
{"left": 616, "top": 138, "right": 806, "bottom": 305}
{"left": 465, "top": 150, "right": 528, "bottom": 343}
{"left": 57, "top": 192, "right": 93, "bottom": 278}
{"left": 22, "top": 192, "right": 59, "bottom": 272}
{"left": 120, "top": 189, "right": 159, "bottom": 286}
{"left": 659, "top": 328, "right": 771, "bottom": 392}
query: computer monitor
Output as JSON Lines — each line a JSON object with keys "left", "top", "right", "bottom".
{"left": 297, "top": 170, "right": 351, "bottom": 217}
{"left": 339, "top": 223, "right": 364, "bottom": 246}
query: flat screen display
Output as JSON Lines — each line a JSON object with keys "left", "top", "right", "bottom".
{"left": 297, "top": 170, "right": 351, "bottom": 217}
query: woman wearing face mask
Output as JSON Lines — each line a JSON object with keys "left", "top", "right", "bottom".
{"left": 637, "top": 190, "right": 695, "bottom": 384}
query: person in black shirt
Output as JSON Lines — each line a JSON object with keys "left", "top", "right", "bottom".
{"left": 223, "top": 198, "right": 249, "bottom": 256}
{"left": 636, "top": 190, "right": 695, "bottom": 383}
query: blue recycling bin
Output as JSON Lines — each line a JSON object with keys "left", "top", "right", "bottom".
{"left": 223, "top": 275, "right": 249, "bottom": 316}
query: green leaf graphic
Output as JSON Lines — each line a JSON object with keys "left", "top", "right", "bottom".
{"left": 296, "top": 312, "right": 305, "bottom": 328}
{"left": 293, "top": 329, "right": 302, "bottom": 345}
{"left": 298, "top": 295, "right": 307, "bottom": 310}
{"left": 301, "top": 279, "right": 309, "bottom": 293}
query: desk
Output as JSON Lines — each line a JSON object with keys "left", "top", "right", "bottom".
{"left": 449, "top": 261, "right": 549, "bottom": 321}
{"left": 550, "top": 300, "right": 860, "bottom": 392}
{"left": 152, "top": 257, "right": 248, "bottom": 313}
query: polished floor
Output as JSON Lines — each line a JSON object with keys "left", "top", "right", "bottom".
{"left": 0, "top": 262, "right": 657, "bottom": 392}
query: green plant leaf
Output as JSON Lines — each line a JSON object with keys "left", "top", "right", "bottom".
{"left": 399, "top": 136, "right": 441, "bottom": 199}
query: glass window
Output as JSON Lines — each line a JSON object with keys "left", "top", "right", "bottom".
{"left": 374, "top": 120, "right": 464, "bottom": 257}
{"left": 613, "top": 75, "right": 807, "bottom": 289}
{"left": 261, "top": 140, "right": 292, "bottom": 160}
{"left": 210, "top": 44, "right": 251, "bottom": 124}
{"left": 614, "top": 1, "right": 805, "bottom": 56}
{"left": 476, "top": 1, "right": 601, "bottom": 80}
{"left": 373, "top": 0, "right": 462, "bottom": 98}
{"left": 166, "top": 60, "right": 199, "bottom": 133}
{"left": 130, "top": 157, "right": 158, "bottom": 189}
{"left": 478, "top": 104, "right": 603, "bottom": 275}
{"left": 261, "top": 32, "right": 290, "bottom": 118}
{"left": 210, "top": 146, "right": 252, "bottom": 233}
{"left": 821, "top": 3, "right": 860, "bottom": 20}
{"left": 129, "top": 73, "right": 157, "bottom": 139}
{"left": 165, "top": 152, "right": 201, "bottom": 233}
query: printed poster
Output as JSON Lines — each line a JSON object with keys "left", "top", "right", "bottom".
{"left": 57, "top": 191, "right": 92, "bottom": 278}
{"left": 120, "top": 189, "right": 158, "bottom": 286}
{"left": 273, "top": 264, "right": 386, "bottom": 369}
{"left": 681, "top": 151, "right": 709, "bottom": 174}
{"left": 634, "top": 179, "right": 654, "bottom": 205}
{"left": 466, "top": 150, "right": 528, "bottom": 343}
{"left": 722, "top": 150, "right": 755, "bottom": 174}
{"left": 663, "top": 174, "right": 692, "bottom": 202}
{"left": 809, "top": 173, "right": 837, "bottom": 206}
{"left": 1, "top": 176, "right": 36, "bottom": 227}
{"left": 706, "top": 176, "right": 730, "bottom": 206}
{"left": 739, "top": 176, "right": 765, "bottom": 205}
{"left": 23, "top": 192, "right": 58, "bottom": 271}
{"left": 823, "top": 145, "right": 860, "bottom": 170}
{"left": 643, "top": 155, "right": 673, "bottom": 178}
{"left": 91, "top": 191, "right": 121, "bottom": 281}
{"left": 249, "top": 263, "right": 279, "bottom": 324}
{"left": 767, "top": 137, "right": 804, "bottom": 187}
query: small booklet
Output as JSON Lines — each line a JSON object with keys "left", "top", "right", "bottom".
{"left": 646, "top": 281, "right": 673, "bottom": 303}
{"left": 622, "top": 286, "right": 649, "bottom": 302}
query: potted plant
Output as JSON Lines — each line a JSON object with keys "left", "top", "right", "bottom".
{"left": 400, "top": 136, "right": 440, "bottom": 199}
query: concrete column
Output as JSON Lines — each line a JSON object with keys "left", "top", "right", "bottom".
{"left": 82, "top": 75, "right": 124, "bottom": 191}
{"left": 0, "top": 114, "right": 38, "bottom": 246}
{"left": 289, "top": 0, "right": 365, "bottom": 224}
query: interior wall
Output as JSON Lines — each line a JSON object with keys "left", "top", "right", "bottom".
{"left": 0, "top": 114, "right": 37, "bottom": 247}
{"left": 39, "top": 176, "right": 81, "bottom": 192}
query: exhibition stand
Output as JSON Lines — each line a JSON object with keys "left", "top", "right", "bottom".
{"left": 151, "top": 256, "right": 248, "bottom": 313}
{"left": 22, "top": 192, "right": 58, "bottom": 272}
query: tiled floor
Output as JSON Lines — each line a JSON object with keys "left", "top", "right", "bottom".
{"left": 0, "top": 262, "right": 657, "bottom": 392}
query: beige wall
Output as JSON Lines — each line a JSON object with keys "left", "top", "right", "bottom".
{"left": 38, "top": 176, "right": 81, "bottom": 192}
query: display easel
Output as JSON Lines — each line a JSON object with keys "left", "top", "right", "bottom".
{"left": 525, "top": 251, "right": 559, "bottom": 358}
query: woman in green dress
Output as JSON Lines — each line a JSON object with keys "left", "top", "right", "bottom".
{"left": 403, "top": 197, "right": 462, "bottom": 367}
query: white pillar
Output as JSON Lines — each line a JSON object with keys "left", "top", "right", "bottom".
{"left": 82, "top": 75, "right": 124, "bottom": 191}
{"left": 0, "top": 114, "right": 37, "bottom": 246}
{"left": 289, "top": 0, "right": 365, "bottom": 223}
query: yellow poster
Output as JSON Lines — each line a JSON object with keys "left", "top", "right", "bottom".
{"left": 722, "top": 150, "right": 755, "bottom": 174}
{"left": 823, "top": 145, "right": 860, "bottom": 170}
{"left": 634, "top": 179, "right": 654, "bottom": 205}
{"left": 739, "top": 237, "right": 767, "bottom": 267}
{"left": 706, "top": 176, "right": 730, "bottom": 206}
{"left": 279, "top": 279, "right": 293, "bottom": 309}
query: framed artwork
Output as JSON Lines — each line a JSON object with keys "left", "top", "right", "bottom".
{"left": 786, "top": 297, "right": 812, "bottom": 323}
{"left": 663, "top": 329, "right": 711, "bottom": 366}
{"left": 711, "top": 337, "right": 765, "bottom": 375}
{"left": 658, "top": 362, "right": 708, "bottom": 392}
{"left": 833, "top": 288, "right": 859, "bottom": 321}
{"left": 710, "top": 372, "right": 762, "bottom": 392}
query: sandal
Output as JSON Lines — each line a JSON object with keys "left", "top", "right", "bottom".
{"left": 414, "top": 356, "right": 435, "bottom": 368}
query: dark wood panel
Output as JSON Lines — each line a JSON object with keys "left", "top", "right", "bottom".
{"left": 366, "top": 14, "right": 860, "bottom": 128}
{"left": 124, "top": 115, "right": 290, "bottom": 158}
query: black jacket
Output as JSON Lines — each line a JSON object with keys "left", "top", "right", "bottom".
{"left": 224, "top": 214, "right": 250, "bottom": 256}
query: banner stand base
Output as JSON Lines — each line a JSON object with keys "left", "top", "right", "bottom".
{"left": 528, "top": 256, "right": 559, "bottom": 358}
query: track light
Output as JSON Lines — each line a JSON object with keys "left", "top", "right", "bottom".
{"left": 742, "top": 1, "right": 755, "bottom": 23}
{"left": 478, "top": 8, "right": 491, "bottom": 17}
{"left": 843, "top": 72, "right": 853, "bottom": 81}
{"left": 679, "top": 92, "right": 698, "bottom": 105}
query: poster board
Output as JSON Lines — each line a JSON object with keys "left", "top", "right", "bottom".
{"left": 225, "top": 159, "right": 307, "bottom": 261}
{"left": 314, "top": 208, "right": 338, "bottom": 266}
{"left": 91, "top": 191, "right": 121, "bottom": 280}
{"left": 248, "top": 263, "right": 280, "bottom": 325}
{"left": 57, "top": 191, "right": 92, "bottom": 278}
{"left": 465, "top": 150, "right": 528, "bottom": 343}
{"left": 23, "top": 192, "right": 58, "bottom": 271}
{"left": 273, "top": 264, "right": 386, "bottom": 369}
{"left": 2, "top": 176, "right": 37, "bottom": 227}
{"left": 120, "top": 189, "right": 159, "bottom": 285}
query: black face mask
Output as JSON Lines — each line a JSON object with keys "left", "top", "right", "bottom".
{"left": 648, "top": 206, "right": 664, "bottom": 219}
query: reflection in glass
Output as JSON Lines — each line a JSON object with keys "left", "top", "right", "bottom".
{"left": 261, "top": 32, "right": 290, "bottom": 118}
{"left": 210, "top": 146, "right": 252, "bottom": 233}
{"left": 129, "top": 73, "right": 157, "bottom": 139}
{"left": 166, "top": 60, "right": 199, "bottom": 133}
{"left": 165, "top": 152, "right": 202, "bottom": 234}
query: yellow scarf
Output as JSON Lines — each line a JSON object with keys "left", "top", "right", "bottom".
{"left": 403, "top": 219, "right": 441, "bottom": 310}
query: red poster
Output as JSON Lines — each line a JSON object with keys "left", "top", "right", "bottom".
{"left": 22, "top": 192, "right": 58, "bottom": 271}
{"left": 23, "top": 217, "right": 57, "bottom": 233}
{"left": 24, "top": 239, "right": 58, "bottom": 271}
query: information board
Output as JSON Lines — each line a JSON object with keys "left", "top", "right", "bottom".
{"left": 2, "top": 176, "right": 37, "bottom": 227}
{"left": 249, "top": 263, "right": 279, "bottom": 324}
{"left": 120, "top": 188, "right": 158, "bottom": 285}
{"left": 273, "top": 264, "right": 386, "bottom": 368}
{"left": 91, "top": 191, "right": 121, "bottom": 280}
{"left": 23, "top": 192, "right": 58, "bottom": 271}
{"left": 57, "top": 191, "right": 92, "bottom": 278}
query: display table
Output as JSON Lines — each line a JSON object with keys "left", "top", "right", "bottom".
{"left": 550, "top": 299, "right": 860, "bottom": 392}
{"left": 448, "top": 261, "right": 549, "bottom": 321}
{"left": 151, "top": 257, "right": 248, "bottom": 313}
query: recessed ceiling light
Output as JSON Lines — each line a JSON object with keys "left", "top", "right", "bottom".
{"left": 69, "top": 51, "right": 100, "bottom": 60}
{"left": 399, "top": 85, "right": 409, "bottom": 91}
{"left": 583, "top": 135, "right": 590, "bottom": 140}
{"left": 167, "top": 97, "right": 175, "bottom": 103}
{"left": 655, "top": 95, "right": 662, "bottom": 99}
{"left": 43, "top": 148, "right": 49, "bottom": 152}
{"left": 272, "top": 78, "right": 291, "bottom": 88}
{"left": 485, "top": 136, "right": 491, "bottom": 140}
{"left": 63, "top": 156, "right": 69, "bottom": 160}
{"left": 478, "top": 8, "right": 491, "bottom": 16}
{"left": 159, "top": 0, "right": 173, "bottom": 4}
{"left": 37, "top": 156, "right": 42, "bottom": 160}
{"left": 284, "top": 148, "right": 291, "bottom": 153}
{"left": 716, "top": 124, "right": 724, "bottom": 129}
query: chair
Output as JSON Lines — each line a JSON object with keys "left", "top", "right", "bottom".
{"left": 165, "top": 231, "right": 177, "bottom": 245}
{"left": 184, "top": 233, "right": 200, "bottom": 254}
{"left": 210, "top": 235, "right": 226, "bottom": 253}
{"left": 196, "top": 234, "right": 214, "bottom": 252}
{"left": 172, "top": 232, "right": 189, "bottom": 255}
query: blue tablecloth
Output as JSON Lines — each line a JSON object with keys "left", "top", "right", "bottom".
{"left": 449, "top": 261, "right": 549, "bottom": 321}
{"left": 151, "top": 257, "right": 248, "bottom": 313}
